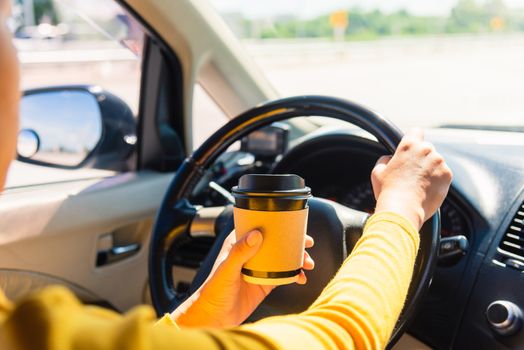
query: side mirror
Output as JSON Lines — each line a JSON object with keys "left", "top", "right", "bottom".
{"left": 17, "top": 129, "right": 41, "bottom": 158}
{"left": 17, "top": 86, "right": 136, "bottom": 171}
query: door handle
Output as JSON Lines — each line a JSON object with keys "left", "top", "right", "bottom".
{"left": 96, "top": 243, "right": 141, "bottom": 267}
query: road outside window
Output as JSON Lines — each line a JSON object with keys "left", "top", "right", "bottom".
{"left": 6, "top": 0, "right": 144, "bottom": 189}
{"left": 210, "top": 0, "right": 524, "bottom": 130}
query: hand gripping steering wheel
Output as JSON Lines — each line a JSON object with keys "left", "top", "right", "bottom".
{"left": 149, "top": 96, "right": 440, "bottom": 348}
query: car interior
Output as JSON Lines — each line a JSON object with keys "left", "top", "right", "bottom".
{"left": 1, "top": 0, "right": 524, "bottom": 349}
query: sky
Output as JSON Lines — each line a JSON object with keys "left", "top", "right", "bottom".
{"left": 209, "top": 0, "right": 524, "bottom": 18}
{"left": 20, "top": 91, "right": 102, "bottom": 154}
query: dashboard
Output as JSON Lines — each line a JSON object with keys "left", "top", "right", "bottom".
{"left": 273, "top": 135, "right": 470, "bottom": 240}
{"left": 186, "top": 126, "right": 524, "bottom": 349}
{"left": 271, "top": 128, "right": 524, "bottom": 349}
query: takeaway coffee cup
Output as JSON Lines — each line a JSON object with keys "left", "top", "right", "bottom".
{"left": 232, "top": 174, "right": 311, "bottom": 285}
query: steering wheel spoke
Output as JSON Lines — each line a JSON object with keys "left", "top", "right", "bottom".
{"left": 189, "top": 206, "right": 229, "bottom": 238}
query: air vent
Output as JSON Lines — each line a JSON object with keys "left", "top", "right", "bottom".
{"left": 495, "top": 202, "right": 524, "bottom": 267}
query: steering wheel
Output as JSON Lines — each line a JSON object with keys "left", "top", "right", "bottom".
{"left": 149, "top": 95, "right": 440, "bottom": 348}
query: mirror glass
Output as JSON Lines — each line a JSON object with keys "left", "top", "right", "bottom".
{"left": 19, "top": 90, "right": 103, "bottom": 167}
{"left": 17, "top": 129, "right": 40, "bottom": 158}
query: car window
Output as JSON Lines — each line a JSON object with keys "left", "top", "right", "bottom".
{"left": 209, "top": 0, "right": 524, "bottom": 131}
{"left": 6, "top": 0, "right": 144, "bottom": 189}
{"left": 10, "top": 0, "right": 143, "bottom": 113}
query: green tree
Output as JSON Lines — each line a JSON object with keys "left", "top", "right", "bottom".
{"left": 33, "top": 0, "right": 58, "bottom": 24}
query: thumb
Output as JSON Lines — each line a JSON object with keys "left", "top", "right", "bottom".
{"left": 371, "top": 155, "right": 392, "bottom": 199}
{"left": 221, "top": 230, "right": 263, "bottom": 275}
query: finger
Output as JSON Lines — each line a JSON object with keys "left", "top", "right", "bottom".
{"left": 210, "top": 231, "right": 238, "bottom": 275}
{"left": 221, "top": 229, "right": 263, "bottom": 274}
{"left": 305, "top": 235, "right": 314, "bottom": 248}
{"left": 397, "top": 128, "right": 424, "bottom": 154}
{"left": 375, "top": 155, "right": 392, "bottom": 167}
{"left": 371, "top": 155, "right": 392, "bottom": 199}
{"left": 302, "top": 251, "right": 315, "bottom": 270}
{"left": 442, "top": 163, "right": 453, "bottom": 182}
{"left": 260, "top": 284, "right": 276, "bottom": 296}
{"left": 419, "top": 141, "right": 435, "bottom": 156}
{"left": 296, "top": 270, "right": 307, "bottom": 285}
{"left": 217, "top": 231, "right": 237, "bottom": 257}
{"left": 372, "top": 155, "right": 392, "bottom": 177}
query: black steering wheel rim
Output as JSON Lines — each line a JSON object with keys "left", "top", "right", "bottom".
{"left": 149, "top": 95, "right": 440, "bottom": 347}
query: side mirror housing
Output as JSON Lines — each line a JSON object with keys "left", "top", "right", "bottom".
{"left": 17, "top": 85, "right": 136, "bottom": 171}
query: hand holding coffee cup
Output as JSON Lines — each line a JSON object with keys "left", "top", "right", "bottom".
{"left": 232, "top": 174, "right": 311, "bottom": 285}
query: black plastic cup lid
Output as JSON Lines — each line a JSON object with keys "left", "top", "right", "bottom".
{"left": 233, "top": 174, "right": 310, "bottom": 196}
{"left": 232, "top": 174, "right": 311, "bottom": 211}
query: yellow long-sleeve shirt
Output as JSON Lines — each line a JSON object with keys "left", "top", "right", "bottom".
{"left": 0, "top": 212, "right": 419, "bottom": 350}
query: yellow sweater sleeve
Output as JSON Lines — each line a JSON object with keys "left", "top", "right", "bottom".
{"left": 0, "top": 212, "right": 419, "bottom": 350}
{"left": 240, "top": 211, "right": 420, "bottom": 349}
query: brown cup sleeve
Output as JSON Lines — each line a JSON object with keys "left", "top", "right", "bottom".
{"left": 234, "top": 207, "right": 308, "bottom": 273}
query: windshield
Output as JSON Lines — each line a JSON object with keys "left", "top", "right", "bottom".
{"left": 210, "top": 0, "right": 524, "bottom": 130}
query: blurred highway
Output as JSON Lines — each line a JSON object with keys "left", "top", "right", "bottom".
{"left": 6, "top": 34, "right": 524, "bottom": 189}
{"left": 247, "top": 34, "right": 524, "bottom": 128}
{"left": 16, "top": 34, "right": 524, "bottom": 127}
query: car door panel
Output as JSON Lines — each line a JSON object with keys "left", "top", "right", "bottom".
{"left": 0, "top": 171, "right": 173, "bottom": 311}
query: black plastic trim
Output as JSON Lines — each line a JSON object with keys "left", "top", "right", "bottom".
{"left": 118, "top": 0, "right": 186, "bottom": 172}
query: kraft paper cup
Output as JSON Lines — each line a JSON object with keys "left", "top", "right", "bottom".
{"left": 232, "top": 174, "right": 310, "bottom": 285}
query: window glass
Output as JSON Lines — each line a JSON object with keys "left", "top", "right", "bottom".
{"left": 6, "top": 0, "right": 144, "bottom": 189}
{"left": 11, "top": 0, "right": 143, "bottom": 114}
{"left": 209, "top": 0, "right": 524, "bottom": 129}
